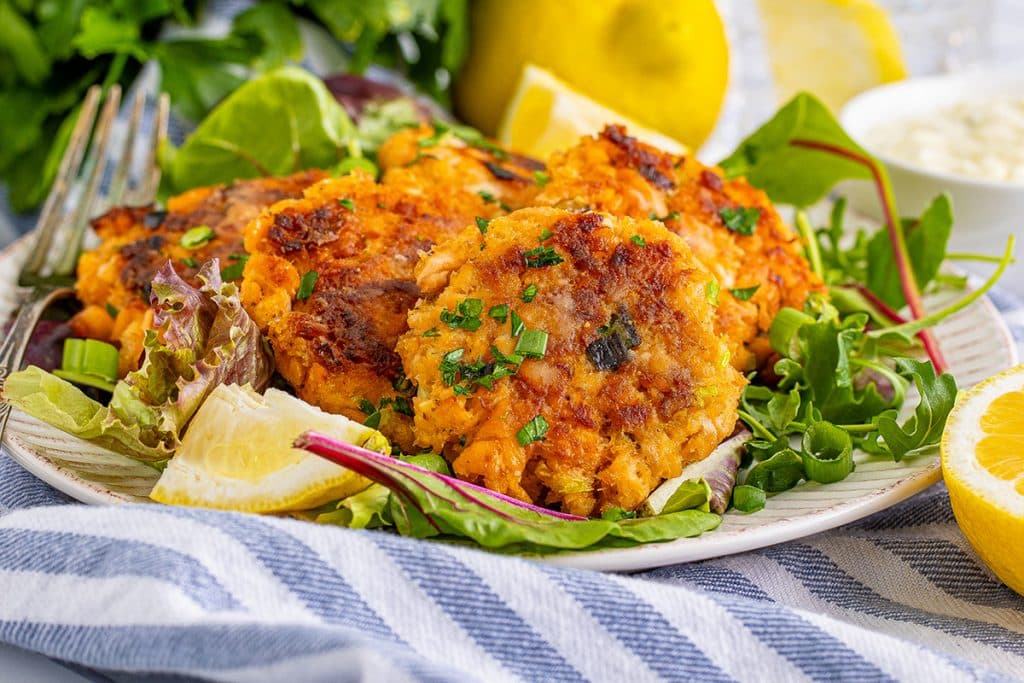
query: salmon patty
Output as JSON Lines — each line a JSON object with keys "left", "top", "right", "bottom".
{"left": 537, "top": 125, "right": 825, "bottom": 371}
{"left": 73, "top": 171, "right": 326, "bottom": 374}
{"left": 397, "top": 207, "right": 745, "bottom": 516}
{"left": 241, "top": 171, "right": 501, "bottom": 451}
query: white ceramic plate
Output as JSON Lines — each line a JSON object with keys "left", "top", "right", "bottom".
{"left": 1, "top": 234, "right": 1017, "bottom": 571}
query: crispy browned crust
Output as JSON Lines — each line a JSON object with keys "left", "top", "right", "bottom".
{"left": 538, "top": 125, "right": 826, "bottom": 371}
{"left": 378, "top": 125, "right": 544, "bottom": 212}
{"left": 398, "top": 207, "right": 745, "bottom": 516}
{"left": 241, "top": 171, "right": 497, "bottom": 451}
{"left": 73, "top": 171, "right": 326, "bottom": 373}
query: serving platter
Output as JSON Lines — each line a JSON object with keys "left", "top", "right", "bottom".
{"left": 1, "top": 231, "right": 1017, "bottom": 571}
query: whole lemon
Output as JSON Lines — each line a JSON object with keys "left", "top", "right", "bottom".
{"left": 454, "top": 0, "right": 729, "bottom": 150}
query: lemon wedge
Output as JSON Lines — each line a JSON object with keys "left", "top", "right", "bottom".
{"left": 498, "top": 64, "right": 687, "bottom": 160}
{"left": 455, "top": 0, "right": 728, "bottom": 149}
{"left": 150, "top": 384, "right": 386, "bottom": 513}
{"left": 757, "top": 0, "right": 908, "bottom": 111}
{"left": 941, "top": 364, "right": 1024, "bottom": 596}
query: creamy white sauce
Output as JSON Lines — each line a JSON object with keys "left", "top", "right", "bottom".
{"left": 869, "top": 95, "right": 1024, "bottom": 183}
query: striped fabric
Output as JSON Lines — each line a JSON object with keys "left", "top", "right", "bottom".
{"left": 1, "top": 450, "right": 1023, "bottom": 682}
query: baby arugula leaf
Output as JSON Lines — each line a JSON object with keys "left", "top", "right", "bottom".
{"left": 874, "top": 358, "right": 958, "bottom": 461}
{"left": 866, "top": 194, "right": 954, "bottom": 309}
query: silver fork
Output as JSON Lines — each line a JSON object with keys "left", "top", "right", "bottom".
{"left": 0, "top": 84, "right": 170, "bottom": 441}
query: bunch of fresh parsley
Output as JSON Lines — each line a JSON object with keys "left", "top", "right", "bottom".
{"left": 0, "top": 0, "right": 468, "bottom": 212}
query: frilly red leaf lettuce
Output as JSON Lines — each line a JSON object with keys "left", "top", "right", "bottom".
{"left": 3, "top": 260, "right": 272, "bottom": 463}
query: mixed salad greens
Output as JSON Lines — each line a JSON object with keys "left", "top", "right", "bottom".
{"left": 2, "top": 65, "right": 1015, "bottom": 553}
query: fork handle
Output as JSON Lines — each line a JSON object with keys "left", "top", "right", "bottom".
{"left": 0, "top": 287, "right": 75, "bottom": 444}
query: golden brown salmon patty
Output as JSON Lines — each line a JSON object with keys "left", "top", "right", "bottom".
{"left": 73, "top": 171, "right": 326, "bottom": 374}
{"left": 241, "top": 171, "right": 497, "bottom": 451}
{"left": 398, "top": 207, "right": 745, "bottom": 516}
{"left": 379, "top": 124, "right": 545, "bottom": 212}
{"left": 537, "top": 125, "right": 825, "bottom": 371}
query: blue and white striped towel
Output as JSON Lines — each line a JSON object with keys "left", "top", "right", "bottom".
{"left": 2, "top": 437, "right": 1024, "bottom": 682}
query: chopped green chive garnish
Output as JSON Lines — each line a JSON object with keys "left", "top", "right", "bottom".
{"left": 514, "top": 329, "right": 548, "bottom": 359}
{"left": 181, "top": 257, "right": 198, "bottom": 268}
{"left": 440, "top": 298, "right": 484, "bottom": 330}
{"left": 338, "top": 197, "right": 355, "bottom": 211}
{"left": 718, "top": 206, "right": 761, "bottom": 235}
{"left": 475, "top": 216, "right": 490, "bottom": 235}
{"left": 358, "top": 399, "right": 377, "bottom": 415}
{"left": 297, "top": 270, "right": 319, "bottom": 301}
{"left": 423, "top": 327, "right": 441, "bottom": 337}
{"left": 533, "top": 170, "right": 551, "bottom": 187}
{"left": 520, "top": 283, "right": 538, "bottom": 302}
{"left": 180, "top": 225, "right": 214, "bottom": 249}
{"left": 490, "top": 345, "right": 524, "bottom": 366}
{"left": 650, "top": 211, "right": 681, "bottom": 223}
{"left": 630, "top": 235, "right": 647, "bottom": 247}
{"left": 538, "top": 228, "right": 553, "bottom": 242}
{"left": 706, "top": 278, "right": 720, "bottom": 306}
{"left": 730, "top": 284, "right": 760, "bottom": 301}
{"left": 488, "top": 304, "right": 508, "bottom": 323}
{"left": 104, "top": 303, "right": 119, "bottom": 318}
{"left": 453, "top": 385, "right": 472, "bottom": 396}
{"left": 440, "top": 348, "right": 466, "bottom": 386}
{"left": 516, "top": 415, "right": 549, "bottom": 446}
{"left": 523, "top": 245, "right": 564, "bottom": 268}
{"left": 219, "top": 254, "right": 249, "bottom": 280}
{"left": 478, "top": 190, "right": 512, "bottom": 212}
{"left": 510, "top": 310, "right": 525, "bottom": 337}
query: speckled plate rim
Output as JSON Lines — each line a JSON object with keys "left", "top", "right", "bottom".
{"left": 0, "top": 232, "right": 1018, "bottom": 571}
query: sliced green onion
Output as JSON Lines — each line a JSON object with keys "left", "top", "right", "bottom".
{"left": 538, "top": 228, "right": 553, "bottom": 242}
{"left": 523, "top": 245, "right": 564, "bottom": 268}
{"left": 630, "top": 235, "right": 647, "bottom": 248}
{"left": 520, "top": 284, "right": 538, "bottom": 302}
{"left": 181, "top": 257, "right": 198, "bottom": 268}
{"left": 297, "top": 270, "right": 319, "bottom": 301}
{"left": 769, "top": 307, "right": 814, "bottom": 357}
{"left": 730, "top": 285, "right": 760, "bottom": 301}
{"left": 475, "top": 216, "right": 489, "bottom": 235}
{"left": 338, "top": 197, "right": 356, "bottom": 211}
{"left": 180, "top": 225, "right": 215, "bottom": 249}
{"left": 744, "top": 449, "right": 805, "bottom": 493}
{"left": 488, "top": 304, "right": 508, "bottom": 323}
{"left": 533, "top": 170, "right": 550, "bottom": 187}
{"left": 514, "top": 329, "right": 548, "bottom": 359}
{"left": 732, "top": 485, "right": 766, "bottom": 513}
{"left": 510, "top": 310, "right": 525, "bottom": 337}
{"left": 422, "top": 327, "right": 441, "bottom": 338}
{"left": 516, "top": 414, "right": 549, "bottom": 446}
{"left": 53, "top": 338, "right": 119, "bottom": 392}
{"left": 800, "top": 421, "right": 854, "bottom": 484}
{"left": 705, "top": 278, "right": 720, "bottom": 306}
{"left": 104, "top": 303, "right": 119, "bottom": 318}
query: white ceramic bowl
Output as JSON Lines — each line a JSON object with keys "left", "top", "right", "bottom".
{"left": 839, "top": 70, "right": 1024, "bottom": 258}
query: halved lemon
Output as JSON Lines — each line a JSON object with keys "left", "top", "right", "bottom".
{"left": 758, "top": 0, "right": 908, "bottom": 112}
{"left": 150, "top": 384, "right": 386, "bottom": 513}
{"left": 498, "top": 64, "right": 687, "bottom": 160}
{"left": 456, "top": 0, "right": 727, "bottom": 150}
{"left": 941, "top": 364, "right": 1024, "bottom": 595}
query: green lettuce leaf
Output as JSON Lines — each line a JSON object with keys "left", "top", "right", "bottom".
{"left": 3, "top": 261, "right": 273, "bottom": 462}
{"left": 166, "top": 66, "right": 356, "bottom": 192}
